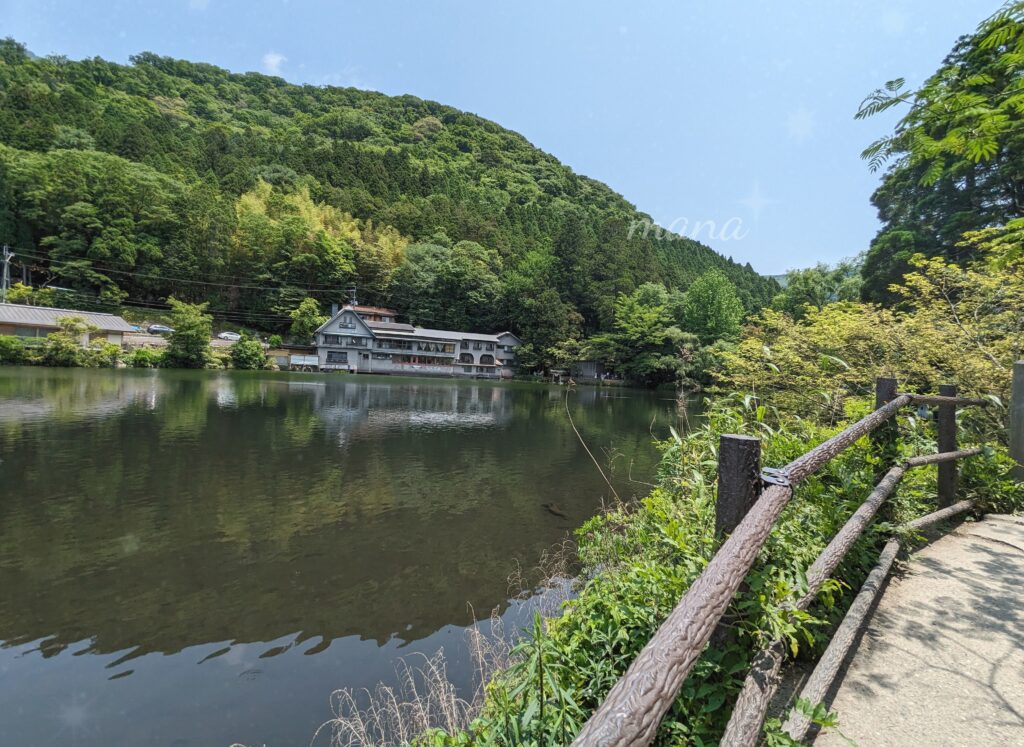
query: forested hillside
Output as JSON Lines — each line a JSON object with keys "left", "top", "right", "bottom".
{"left": 0, "top": 39, "right": 775, "bottom": 357}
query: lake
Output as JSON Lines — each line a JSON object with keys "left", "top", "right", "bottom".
{"left": 0, "top": 367, "right": 690, "bottom": 746}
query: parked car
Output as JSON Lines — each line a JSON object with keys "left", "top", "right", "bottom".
{"left": 217, "top": 331, "right": 242, "bottom": 341}
{"left": 147, "top": 324, "right": 174, "bottom": 335}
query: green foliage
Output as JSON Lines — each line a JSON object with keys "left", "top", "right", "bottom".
{"left": 680, "top": 269, "right": 744, "bottom": 344}
{"left": 230, "top": 335, "right": 267, "bottom": 370}
{"left": 128, "top": 347, "right": 162, "bottom": 368}
{"left": 858, "top": 3, "right": 1024, "bottom": 301}
{"left": 163, "top": 298, "right": 212, "bottom": 368}
{"left": 0, "top": 39, "right": 777, "bottom": 352}
{"left": 721, "top": 242, "right": 1024, "bottom": 436}
{"left": 267, "top": 334, "right": 283, "bottom": 348}
{"left": 585, "top": 283, "right": 690, "bottom": 386}
{"left": 392, "top": 241, "right": 504, "bottom": 331}
{"left": 582, "top": 277, "right": 745, "bottom": 387}
{"left": 0, "top": 334, "right": 26, "bottom": 364}
{"left": 288, "top": 297, "right": 327, "bottom": 342}
{"left": 40, "top": 316, "right": 94, "bottom": 367}
{"left": 771, "top": 258, "right": 863, "bottom": 320}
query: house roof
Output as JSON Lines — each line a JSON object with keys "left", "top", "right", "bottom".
{"left": 350, "top": 304, "right": 398, "bottom": 316}
{"left": 365, "top": 320, "right": 416, "bottom": 333}
{"left": 409, "top": 327, "right": 505, "bottom": 343}
{"left": 0, "top": 303, "right": 135, "bottom": 333}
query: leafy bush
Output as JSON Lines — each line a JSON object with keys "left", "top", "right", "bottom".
{"left": 267, "top": 334, "right": 283, "bottom": 348}
{"left": 40, "top": 317, "right": 93, "bottom": 367}
{"left": 128, "top": 347, "right": 162, "bottom": 368}
{"left": 230, "top": 336, "right": 267, "bottom": 370}
{"left": 0, "top": 335, "right": 26, "bottom": 365}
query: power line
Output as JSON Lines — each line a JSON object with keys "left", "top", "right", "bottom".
{"left": 11, "top": 247, "right": 351, "bottom": 295}
{"left": 0, "top": 245, "right": 13, "bottom": 303}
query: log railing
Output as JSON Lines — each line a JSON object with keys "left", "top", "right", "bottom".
{"left": 571, "top": 380, "right": 992, "bottom": 747}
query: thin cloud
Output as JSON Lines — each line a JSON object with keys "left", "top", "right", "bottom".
{"left": 188, "top": 0, "right": 210, "bottom": 10}
{"left": 785, "top": 106, "right": 816, "bottom": 142}
{"left": 262, "top": 51, "right": 287, "bottom": 75}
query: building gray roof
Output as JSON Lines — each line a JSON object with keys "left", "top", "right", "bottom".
{"left": 409, "top": 327, "right": 506, "bottom": 343}
{"left": 365, "top": 320, "right": 416, "bottom": 333}
{"left": 0, "top": 303, "right": 135, "bottom": 332}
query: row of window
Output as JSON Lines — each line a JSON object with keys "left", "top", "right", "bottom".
{"left": 374, "top": 339, "right": 456, "bottom": 353}
{"left": 324, "top": 334, "right": 516, "bottom": 357}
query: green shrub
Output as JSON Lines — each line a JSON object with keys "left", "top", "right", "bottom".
{"left": 0, "top": 335, "right": 26, "bottom": 364}
{"left": 129, "top": 347, "right": 162, "bottom": 368}
{"left": 40, "top": 317, "right": 93, "bottom": 367}
{"left": 268, "top": 334, "right": 283, "bottom": 348}
{"left": 230, "top": 336, "right": 267, "bottom": 370}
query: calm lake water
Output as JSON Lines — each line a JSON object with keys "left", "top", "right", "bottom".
{"left": 0, "top": 367, "right": 689, "bottom": 746}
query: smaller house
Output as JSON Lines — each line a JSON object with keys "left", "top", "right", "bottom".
{"left": 0, "top": 303, "right": 135, "bottom": 346}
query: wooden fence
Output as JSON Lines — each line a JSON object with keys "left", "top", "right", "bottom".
{"left": 571, "top": 377, "right": 1000, "bottom": 747}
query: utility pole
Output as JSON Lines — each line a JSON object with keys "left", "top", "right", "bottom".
{"left": 1, "top": 245, "right": 13, "bottom": 304}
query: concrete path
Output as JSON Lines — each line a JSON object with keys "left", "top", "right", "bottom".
{"left": 814, "top": 514, "right": 1024, "bottom": 747}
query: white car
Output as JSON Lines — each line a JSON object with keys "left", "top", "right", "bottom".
{"left": 217, "top": 331, "right": 242, "bottom": 342}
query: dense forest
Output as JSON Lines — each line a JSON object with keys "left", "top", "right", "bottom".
{"left": 0, "top": 39, "right": 776, "bottom": 364}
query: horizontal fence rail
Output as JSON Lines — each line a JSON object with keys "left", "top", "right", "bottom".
{"left": 572, "top": 381, "right": 993, "bottom": 747}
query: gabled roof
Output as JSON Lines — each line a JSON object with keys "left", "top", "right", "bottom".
{"left": 0, "top": 303, "right": 135, "bottom": 333}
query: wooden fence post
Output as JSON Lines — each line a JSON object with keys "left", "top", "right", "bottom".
{"left": 872, "top": 377, "right": 899, "bottom": 480}
{"left": 937, "top": 383, "right": 957, "bottom": 507}
{"left": 716, "top": 434, "right": 762, "bottom": 537}
{"left": 1011, "top": 362, "right": 1024, "bottom": 480}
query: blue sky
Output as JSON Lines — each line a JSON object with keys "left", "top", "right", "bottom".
{"left": 0, "top": 0, "right": 998, "bottom": 273}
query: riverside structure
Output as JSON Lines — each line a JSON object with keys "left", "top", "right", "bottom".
{"left": 315, "top": 304, "right": 521, "bottom": 378}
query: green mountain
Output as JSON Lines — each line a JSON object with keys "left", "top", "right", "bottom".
{"left": 0, "top": 38, "right": 776, "bottom": 350}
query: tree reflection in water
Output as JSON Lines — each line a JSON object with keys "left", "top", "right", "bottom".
{"left": 0, "top": 368, "right": 692, "bottom": 746}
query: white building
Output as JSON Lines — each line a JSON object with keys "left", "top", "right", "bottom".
{"left": 315, "top": 305, "right": 521, "bottom": 379}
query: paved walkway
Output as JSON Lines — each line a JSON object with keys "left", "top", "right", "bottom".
{"left": 815, "top": 514, "right": 1024, "bottom": 747}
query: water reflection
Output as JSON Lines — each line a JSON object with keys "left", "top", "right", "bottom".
{"left": 0, "top": 368, "right": 687, "bottom": 746}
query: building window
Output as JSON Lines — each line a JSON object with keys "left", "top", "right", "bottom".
{"left": 458, "top": 353, "right": 473, "bottom": 364}
{"left": 473, "top": 342, "right": 482, "bottom": 350}
{"left": 348, "top": 337, "right": 368, "bottom": 347}
{"left": 485, "top": 343, "right": 494, "bottom": 351}
{"left": 477, "top": 366, "right": 487, "bottom": 373}
{"left": 326, "top": 350, "right": 348, "bottom": 363}
{"left": 338, "top": 319, "right": 356, "bottom": 329}
{"left": 463, "top": 366, "right": 473, "bottom": 373}
{"left": 372, "top": 353, "right": 391, "bottom": 360}
{"left": 480, "top": 354, "right": 495, "bottom": 365}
